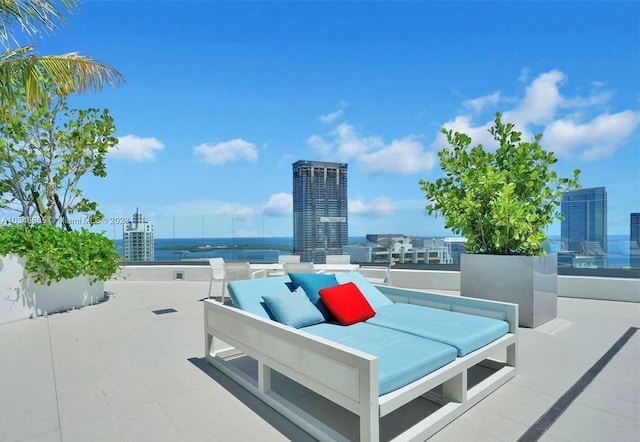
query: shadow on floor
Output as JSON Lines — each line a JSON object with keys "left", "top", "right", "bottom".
{"left": 188, "top": 357, "right": 318, "bottom": 442}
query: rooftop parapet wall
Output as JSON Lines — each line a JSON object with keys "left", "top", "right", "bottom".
{"left": 116, "top": 265, "right": 639, "bottom": 303}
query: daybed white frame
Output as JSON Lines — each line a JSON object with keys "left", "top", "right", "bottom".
{"left": 204, "top": 285, "right": 518, "bottom": 441}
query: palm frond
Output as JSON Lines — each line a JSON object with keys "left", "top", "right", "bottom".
{"left": 0, "top": 0, "right": 77, "bottom": 48}
{"left": 0, "top": 46, "right": 126, "bottom": 108}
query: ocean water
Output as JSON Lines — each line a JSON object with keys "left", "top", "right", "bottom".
{"left": 115, "top": 235, "right": 633, "bottom": 267}
{"left": 116, "top": 237, "right": 366, "bottom": 262}
{"left": 546, "top": 234, "right": 632, "bottom": 267}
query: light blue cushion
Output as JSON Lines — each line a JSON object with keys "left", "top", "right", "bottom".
{"left": 288, "top": 273, "right": 339, "bottom": 319}
{"left": 228, "top": 276, "right": 294, "bottom": 319}
{"left": 335, "top": 272, "right": 393, "bottom": 310}
{"left": 302, "top": 322, "right": 457, "bottom": 395}
{"left": 367, "top": 303, "right": 509, "bottom": 356}
{"left": 262, "top": 291, "right": 325, "bottom": 328}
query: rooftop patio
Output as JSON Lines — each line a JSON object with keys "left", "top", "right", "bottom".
{"left": 1, "top": 276, "right": 638, "bottom": 441}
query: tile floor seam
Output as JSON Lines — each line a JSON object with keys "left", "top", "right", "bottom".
{"left": 46, "top": 316, "right": 64, "bottom": 442}
{"left": 516, "top": 326, "right": 639, "bottom": 442}
{"left": 573, "top": 399, "right": 640, "bottom": 422}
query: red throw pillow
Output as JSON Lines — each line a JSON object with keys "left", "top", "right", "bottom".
{"left": 319, "top": 282, "right": 375, "bottom": 325}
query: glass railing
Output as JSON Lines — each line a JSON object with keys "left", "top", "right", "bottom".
{"left": 81, "top": 212, "right": 640, "bottom": 273}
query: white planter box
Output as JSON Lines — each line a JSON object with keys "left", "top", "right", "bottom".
{"left": 0, "top": 254, "right": 105, "bottom": 325}
{"left": 461, "top": 253, "right": 558, "bottom": 328}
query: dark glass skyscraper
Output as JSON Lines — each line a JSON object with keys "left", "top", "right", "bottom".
{"left": 631, "top": 213, "right": 640, "bottom": 268}
{"left": 560, "top": 187, "right": 607, "bottom": 266}
{"left": 292, "top": 160, "right": 348, "bottom": 263}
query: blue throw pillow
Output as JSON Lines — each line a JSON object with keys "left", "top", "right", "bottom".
{"left": 262, "top": 291, "right": 325, "bottom": 328}
{"left": 288, "top": 273, "right": 339, "bottom": 320}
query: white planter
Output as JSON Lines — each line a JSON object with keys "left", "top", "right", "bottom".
{"left": 0, "top": 254, "right": 105, "bottom": 325}
{"left": 461, "top": 253, "right": 558, "bottom": 328}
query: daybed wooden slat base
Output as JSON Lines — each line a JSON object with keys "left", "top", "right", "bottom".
{"left": 204, "top": 286, "right": 517, "bottom": 442}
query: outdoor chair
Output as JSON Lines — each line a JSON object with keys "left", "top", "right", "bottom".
{"left": 325, "top": 254, "right": 351, "bottom": 264}
{"left": 358, "top": 263, "right": 393, "bottom": 286}
{"left": 266, "top": 254, "right": 302, "bottom": 277}
{"left": 209, "top": 259, "right": 265, "bottom": 303}
{"left": 221, "top": 262, "right": 267, "bottom": 304}
{"left": 283, "top": 261, "right": 318, "bottom": 275}
{"left": 207, "top": 258, "right": 226, "bottom": 299}
{"left": 277, "top": 255, "right": 301, "bottom": 264}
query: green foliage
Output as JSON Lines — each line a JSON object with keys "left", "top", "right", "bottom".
{"left": 419, "top": 112, "right": 581, "bottom": 256}
{"left": 0, "top": 223, "right": 121, "bottom": 284}
{"left": 0, "top": 86, "right": 117, "bottom": 225}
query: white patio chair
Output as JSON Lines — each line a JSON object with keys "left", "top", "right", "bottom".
{"left": 283, "top": 262, "right": 320, "bottom": 275}
{"left": 358, "top": 263, "right": 393, "bottom": 286}
{"left": 207, "top": 258, "right": 226, "bottom": 299}
{"left": 266, "top": 254, "right": 302, "bottom": 277}
{"left": 277, "top": 255, "right": 301, "bottom": 264}
{"left": 325, "top": 254, "right": 351, "bottom": 264}
{"left": 221, "top": 262, "right": 267, "bottom": 304}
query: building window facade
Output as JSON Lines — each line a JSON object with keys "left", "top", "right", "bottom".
{"left": 123, "top": 209, "right": 154, "bottom": 261}
{"left": 631, "top": 213, "right": 640, "bottom": 268}
{"left": 561, "top": 187, "right": 608, "bottom": 267}
{"left": 292, "top": 160, "right": 348, "bottom": 263}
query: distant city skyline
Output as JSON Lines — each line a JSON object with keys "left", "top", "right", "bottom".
{"left": 3, "top": 1, "right": 638, "bottom": 238}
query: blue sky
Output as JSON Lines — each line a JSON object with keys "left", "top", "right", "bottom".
{"left": 24, "top": 1, "right": 640, "bottom": 237}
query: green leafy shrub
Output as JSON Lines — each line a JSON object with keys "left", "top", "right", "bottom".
{"left": 0, "top": 224, "right": 121, "bottom": 284}
{"left": 419, "top": 112, "right": 581, "bottom": 256}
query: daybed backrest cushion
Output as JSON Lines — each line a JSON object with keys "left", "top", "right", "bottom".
{"left": 335, "top": 272, "right": 393, "bottom": 310}
{"left": 228, "top": 276, "right": 294, "bottom": 319}
{"left": 262, "top": 291, "right": 325, "bottom": 328}
{"left": 319, "top": 282, "right": 376, "bottom": 325}
{"left": 288, "top": 272, "right": 338, "bottom": 320}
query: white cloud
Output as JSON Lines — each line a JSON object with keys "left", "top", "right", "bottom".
{"left": 435, "top": 115, "right": 496, "bottom": 150}
{"left": 151, "top": 199, "right": 255, "bottom": 218}
{"left": 306, "top": 134, "right": 332, "bottom": 155}
{"left": 517, "top": 67, "right": 530, "bottom": 83}
{"left": 360, "top": 136, "right": 436, "bottom": 174}
{"left": 349, "top": 197, "right": 395, "bottom": 216}
{"left": 318, "top": 109, "right": 344, "bottom": 124}
{"left": 332, "top": 122, "right": 384, "bottom": 159}
{"left": 562, "top": 91, "right": 612, "bottom": 109}
{"left": 543, "top": 111, "right": 640, "bottom": 160}
{"left": 307, "top": 122, "right": 433, "bottom": 174}
{"left": 505, "top": 69, "right": 565, "bottom": 127}
{"left": 463, "top": 91, "right": 501, "bottom": 113}
{"left": 263, "top": 193, "right": 292, "bottom": 215}
{"left": 216, "top": 204, "right": 254, "bottom": 218}
{"left": 110, "top": 135, "right": 164, "bottom": 161}
{"left": 435, "top": 69, "right": 639, "bottom": 161}
{"left": 194, "top": 138, "right": 258, "bottom": 165}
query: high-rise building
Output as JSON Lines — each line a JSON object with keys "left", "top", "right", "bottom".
{"left": 123, "top": 209, "right": 154, "bottom": 261}
{"left": 560, "top": 187, "right": 607, "bottom": 266}
{"left": 631, "top": 213, "right": 640, "bottom": 268}
{"left": 292, "top": 160, "right": 348, "bottom": 263}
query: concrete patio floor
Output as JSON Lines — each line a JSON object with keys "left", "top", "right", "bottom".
{"left": 1, "top": 279, "right": 638, "bottom": 441}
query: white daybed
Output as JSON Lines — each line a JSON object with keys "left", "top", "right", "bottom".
{"left": 204, "top": 272, "right": 517, "bottom": 441}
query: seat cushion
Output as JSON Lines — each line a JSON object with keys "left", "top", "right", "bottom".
{"left": 288, "top": 273, "right": 339, "bottom": 320}
{"left": 262, "top": 291, "right": 325, "bottom": 328}
{"left": 302, "top": 322, "right": 457, "bottom": 395}
{"left": 319, "top": 282, "right": 375, "bottom": 325}
{"left": 366, "top": 303, "right": 509, "bottom": 356}
{"left": 228, "top": 276, "right": 294, "bottom": 319}
{"left": 335, "top": 272, "right": 393, "bottom": 310}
